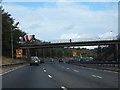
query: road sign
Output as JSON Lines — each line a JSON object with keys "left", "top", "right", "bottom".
{"left": 73, "top": 51, "right": 77, "bottom": 57}
{"left": 16, "top": 49, "right": 23, "bottom": 58}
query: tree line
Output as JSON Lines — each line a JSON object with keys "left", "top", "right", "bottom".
{"left": 2, "top": 8, "right": 26, "bottom": 57}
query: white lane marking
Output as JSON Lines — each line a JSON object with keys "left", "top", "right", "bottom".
{"left": 44, "top": 70, "right": 46, "bottom": 72}
{"left": 73, "top": 70, "right": 79, "bottom": 72}
{"left": 80, "top": 66, "right": 118, "bottom": 74}
{"left": 97, "top": 76, "right": 102, "bottom": 79}
{"left": 103, "top": 70, "right": 118, "bottom": 73}
{"left": 92, "top": 75, "right": 97, "bottom": 77}
{"left": 48, "top": 75, "right": 52, "bottom": 78}
{"left": 66, "top": 68, "right": 69, "bottom": 70}
{"left": 80, "top": 67, "right": 93, "bottom": 70}
{"left": 80, "top": 67, "right": 85, "bottom": 68}
{"left": 85, "top": 67, "right": 91, "bottom": 69}
{"left": 92, "top": 75, "right": 102, "bottom": 79}
{"left": 0, "top": 65, "right": 27, "bottom": 76}
{"left": 61, "top": 86, "right": 68, "bottom": 90}
{"left": 0, "top": 69, "right": 17, "bottom": 76}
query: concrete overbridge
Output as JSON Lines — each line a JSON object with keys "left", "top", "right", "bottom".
{"left": 20, "top": 40, "right": 120, "bottom": 49}
{"left": 19, "top": 40, "right": 120, "bottom": 61}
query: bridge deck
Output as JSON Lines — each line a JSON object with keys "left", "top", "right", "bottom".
{"left": 20, "top": 40, "right": 120, "bottom": 49}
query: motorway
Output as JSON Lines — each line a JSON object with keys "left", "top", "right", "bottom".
{"left": 2, "top": 61, "right": 119, "bottom": 89}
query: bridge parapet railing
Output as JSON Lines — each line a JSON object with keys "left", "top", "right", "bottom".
{"left": 51, "top": 38, "right": 118, "bottom": 43}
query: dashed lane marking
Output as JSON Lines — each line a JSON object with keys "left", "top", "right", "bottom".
{"left": 48, "top": 75, "right": 52, "bottom": 78}
{"left": 61, "top": 86, "right": 68, "bottom": 90}
{"left": 44, "top": 70, "right": 46, "bottom": 72}
{"left": 97, "top": 76, "right": 102, "bottom": 79}
{"left": 92, "top": 75, "right": 102, "bottom": 79}
{"left": 73, "top": 70, "right": 79, "bottom": 72}
{"left": 92, "top": 75, "right": 97, "bottom": 77}
{"left": 66, "top": 68, "right": 69, "bottom": 70}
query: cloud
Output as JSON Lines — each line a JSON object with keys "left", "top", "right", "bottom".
{"left": 59, "top": 33, "right": 97, "bottom": 40}
{"left": 99, "top": 31, "right": 117, "bottom": 40}
{"left": 3, "top": 2, "right": 118, "bottom": 41}
{"left": 59, "top": 33, "right": 80, "bottom": 39}
{"left": 3, "top": 0, "right": 119, "bottom": 2}
{"left": 58, "top": 31, "right": 118, "bottom": 42}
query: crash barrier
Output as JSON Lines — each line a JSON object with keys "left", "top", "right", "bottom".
{"left": 2, "top": 62, "right": 27, "bottom": 67}
{"left": 67, "top": 60, "right": 120, "bottom": 68}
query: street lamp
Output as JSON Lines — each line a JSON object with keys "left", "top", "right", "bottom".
{"left": 11, "top": 22, "right": 19, "bottom": 60}
{"left": 11, "top": 25, "right": 14, "bottom": 60}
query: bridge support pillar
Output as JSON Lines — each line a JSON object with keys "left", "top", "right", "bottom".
{"left": 49, "top": 48, "right": 52, "bottom": 58}
{"left": 35, "top": 49, "right": 37, "bottom": 56}
{"left": 26, "top": 48, "right": 30, "bottom": 59}
{"left": 114, "top": 44, "right": 118, "bottom": 61}
{"left": 114, "top": 43, "right": 119, "bottom": 68}
{"left": 42, "top": 48, "right": 45, "bottom": 58}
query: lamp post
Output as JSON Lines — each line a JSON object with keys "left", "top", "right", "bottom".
{"left": 11, "top": 25, "right": 14, "bottom": 60}
{"left": 11, "top": 22, "right": 19, "bottom": 60}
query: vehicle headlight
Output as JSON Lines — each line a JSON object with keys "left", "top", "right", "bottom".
{"left": 35, "top": 61, "right": 38, "bottom": 63}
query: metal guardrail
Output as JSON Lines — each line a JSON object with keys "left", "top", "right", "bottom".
{"left": 2, "top": 62, "right": 27, "bottom": 67}
{"left": 67, "top": 60, "right": 120, "bottom": 68}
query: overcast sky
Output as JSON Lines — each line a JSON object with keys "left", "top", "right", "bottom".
{"left": 2, "top": 0, "right": 119, "bottom": 42}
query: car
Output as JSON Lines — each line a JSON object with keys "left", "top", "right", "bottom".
{"left": 30, "top": 56, "right": 39, "bottom": 66}
{"left": 59, "top": 59, "right": 64, "bottom": 62}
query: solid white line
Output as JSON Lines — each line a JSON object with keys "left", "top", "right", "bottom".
{"left": 61, "top": 86, "right": 68, "bottom": 90}
{"left": 0, "top": 69, "right": 17, "bottom": 76}
{"left": 80, "top": 66, "right": 118, "bottom": 74}
{"left": 1, "top": 65, "right": 27, "bottom": 76}
{"left": 48, "top": 75, "right": 52, "bottom": 78}
{"left": 103, "top": 70, "right": 118, "bottom": 73}
{"left": 73, "top": 70, "right": 79, "bottom": 72}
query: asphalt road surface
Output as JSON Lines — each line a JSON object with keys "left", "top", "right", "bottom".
{"left": 2, "top": 61, "right": 119, "bottom": 89}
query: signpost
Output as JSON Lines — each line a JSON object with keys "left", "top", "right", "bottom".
{"left": 16, "top": 49, "right": 23, "bottom": 58}
{"left": 73, "top": 51, "right": 77, "bottom": 57}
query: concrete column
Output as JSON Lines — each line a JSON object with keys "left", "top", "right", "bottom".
{"left": 42, "top": 48, "right": 44, "bottom": 58}
{"left": 115, "top": 44, "right": 118, "bottom": 61}
{"left": 114, "top": 44, "right": 119, "bottom": 68}
{"left": 26, "top": 49, "right": 27, "bottom": 58}
{"left": 36, "top": 49, "right": 37, "bottom": 56}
